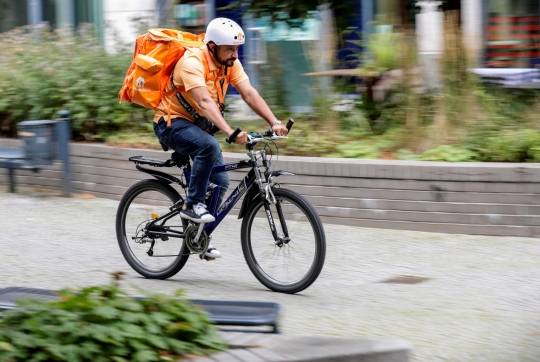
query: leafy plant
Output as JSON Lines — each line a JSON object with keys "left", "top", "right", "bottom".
{"left": 359, "top": 32, "right": 405, "bottom": 73}
{"left": 395, "top": 148, "right": 418, "bottom": 161}
{"left": 419, "top": 145, "right": 480, "bottom": 162}
{"left": 332, "top": 138, "right": 397, "bottom": 159}
{"left": 527, "top": 132, "right": 540, "bottom": 162}
{"left": 0, "top": 24, "right": 151, "bottom": 140}
{"left": 0, "top": 281, "right": 227, "bottom": 362}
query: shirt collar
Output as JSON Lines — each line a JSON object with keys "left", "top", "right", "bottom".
{"left": 201, "top": 45, "right": 221, "bottom": 73}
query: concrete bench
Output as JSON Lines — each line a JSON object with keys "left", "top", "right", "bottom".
{"left": 0, "top": 286, "right": 281, "bottom": 334}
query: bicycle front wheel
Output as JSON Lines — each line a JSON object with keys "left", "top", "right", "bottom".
{"left": 116, "top": 179, "right": 189, "bottom": 279}
{"left": 241, "top": 188, "right": 326, "bottom": 293}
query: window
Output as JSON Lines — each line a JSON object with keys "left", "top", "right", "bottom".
{"left": 485, "top": 0, "right": 540, "bottom": 67}
{"left": 0, "top": 0, "right": 28, "bottom": 33}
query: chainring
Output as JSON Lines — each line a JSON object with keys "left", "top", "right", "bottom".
{"left": 184, "top": 224, "right": 209, "bottom": 254}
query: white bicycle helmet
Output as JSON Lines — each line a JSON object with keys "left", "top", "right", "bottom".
{"left": 204, "top": 18, "right": 245, "bottom": 46}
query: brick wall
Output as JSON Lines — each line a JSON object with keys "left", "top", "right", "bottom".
{"left": 1, "top": 139, "right": 539, "bottom": 237}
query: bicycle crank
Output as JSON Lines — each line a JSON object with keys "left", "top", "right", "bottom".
{"left": 184, "top": 224, "right": 210, "bottom": 256}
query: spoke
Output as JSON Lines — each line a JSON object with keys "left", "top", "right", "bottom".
{"left": 248, "top": 197, "right": 316, "bottom": 286}
{"left": 124, "top": 188, "right": 185, "bottom": 273}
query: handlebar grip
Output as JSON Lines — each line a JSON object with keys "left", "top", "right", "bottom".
{"left": 286, "top": 118, "right": 295, "bottom": 131}
{"left": 226, "top": 127, "right": 242, "bottom": 144}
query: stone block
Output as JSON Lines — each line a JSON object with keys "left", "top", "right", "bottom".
{"left": 365, "top": 164, "right": 377, "bottom": 179}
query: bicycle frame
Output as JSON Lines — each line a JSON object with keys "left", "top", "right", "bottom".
{"left": 183, "top": 160, "right": 256, "bottom": 235}
{"left": 142, "top": 146, "right": 292, "bottom": 243}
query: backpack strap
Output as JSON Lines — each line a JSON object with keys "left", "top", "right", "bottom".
{"left": 215, "top": 67, "right": 228, "bottom": 113}
{"left": 162, "top": 88, "right": 180, "bottom": 126}
{"left": 170, "top": 74, "right": 208, "bottom": 122}
{"left": 169, "top": 67, "right": 228, "bottom": 126}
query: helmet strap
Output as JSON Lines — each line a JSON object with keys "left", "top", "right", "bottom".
{"left": 208, "top": 43, "right": 229, "bottom": 67}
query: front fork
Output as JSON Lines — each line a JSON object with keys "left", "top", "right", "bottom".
{"left": 250, "top": 149, "right": 290, "bottom": 246}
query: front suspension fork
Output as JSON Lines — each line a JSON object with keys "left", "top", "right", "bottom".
{"left": 263, "top": 197, "right": 290, "bottom": 246}
{"left": 251, "top": 149, "right": 290, "bottom": 244}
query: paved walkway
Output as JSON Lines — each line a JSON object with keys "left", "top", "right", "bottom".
{"left": 1, "top": 187, "right": 540, "bottom": 361}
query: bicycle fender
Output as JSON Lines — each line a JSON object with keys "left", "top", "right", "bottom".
{"left": 136, "top": 165, "right": 181, "bottom": 184}
{"left": 237, "top": 184, "right": 261, "bottom": 220}
{"left": 270, "top": 170, "right": 296, "bottom": 177}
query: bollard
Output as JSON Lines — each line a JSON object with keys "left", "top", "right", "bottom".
{"left": 56, "top": 110, "right": 72, "bottom": 197}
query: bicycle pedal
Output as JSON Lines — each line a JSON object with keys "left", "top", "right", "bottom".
{"left": 199, "top": 254, "right": 215, "bottom": 261}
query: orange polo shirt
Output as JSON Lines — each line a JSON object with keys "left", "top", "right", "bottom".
{"left": 153, "top": 45, "right": 249, "bottom": 123}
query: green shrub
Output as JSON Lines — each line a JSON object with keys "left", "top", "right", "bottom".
{"left": 481, "top": 130, "right": 532, "bottom": 162}
{"left": 527, "top": 132, "right": 540, "bottom": 162}
{"left": 0, "top": 25, "right": 151, "bottom": 139}
{"left": 332, "top": 139, "right": 396, "bottom": 159}
{"left": 419, "top": 145, "right": 480, "bottom": 162}
{"left": 465, "top": 129, "right": 540, "bottom": 162}
{"left": 357, "top": 32, "right": 409, "bottom": 73}
{"left": 0, "top": 281, "right": 227, "bottom": 362}
{"left": 395, "top": 149, "right": 418, "bottom": 160}
{"left": 334, "top": 141, "right": 381, "bottom": 159}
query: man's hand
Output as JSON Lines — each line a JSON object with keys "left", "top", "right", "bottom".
{"left": 272, "top": 124, "right": 288, "bottom": 136}
{"left": 228, "top": 130, "right": 248, "bottom": 145}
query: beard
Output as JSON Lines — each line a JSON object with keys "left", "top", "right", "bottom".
{"left": 218, "top": 54, "right": 236, "bottom": 67}
{"left": 215, "top": 50, "right": 236, "bottom": 67}
{"left": 224, "top": 58, "right": 236, "bottom": 67}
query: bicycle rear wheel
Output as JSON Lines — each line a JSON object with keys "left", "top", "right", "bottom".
{"left": 241, "top": 188, "right": 326, "bottom": 293}
{"left": 116, "top": 179, "right": 189, "bottom": 279}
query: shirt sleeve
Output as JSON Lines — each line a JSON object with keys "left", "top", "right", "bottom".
{"left": 229, "top": 60, "right": 249, "bottom": 87}
{"left": 177, "top": 56, "right": 206, "bottom": 91}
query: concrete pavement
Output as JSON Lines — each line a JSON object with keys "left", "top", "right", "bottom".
{"left": 1, "top": 187, "right": 539, "bottom": 361}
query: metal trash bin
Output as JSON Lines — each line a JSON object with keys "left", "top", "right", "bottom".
{"left": 17, "top": 120, "right": 57, "bottom": 168}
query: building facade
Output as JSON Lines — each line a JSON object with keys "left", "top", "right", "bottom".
{"left": 1, "top": 0, "right": 539, "bottom": 67}
{"left": 368, "top": 0, "right": 540, "bottom": 67}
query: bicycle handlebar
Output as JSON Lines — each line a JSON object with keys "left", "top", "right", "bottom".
{"left": 226, "top": 127, "right": 243, "bottom": 144}
{"left": 225, "top": 118, "right": 295, "bottom": 145}
{"left": 286, "top": 118, "right": 294, "bottom": 131}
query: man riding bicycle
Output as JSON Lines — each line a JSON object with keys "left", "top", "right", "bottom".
{"left": 153, "top": 18, "right": 288, "bottom": 259}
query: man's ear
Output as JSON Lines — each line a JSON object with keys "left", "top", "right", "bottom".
{"left": 207, "top": 42, "right": 216, "bottom": 52}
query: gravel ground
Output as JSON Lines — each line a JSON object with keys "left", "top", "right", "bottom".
{"left": 1, "top": 187, "right": 540, "bottom": 361}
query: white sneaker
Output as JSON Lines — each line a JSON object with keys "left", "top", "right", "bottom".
{"left": 180, "top": 202, "right": 215, "bottom": 223}
{"left": 200, "top": 245, "right": 221, "bottom": 260}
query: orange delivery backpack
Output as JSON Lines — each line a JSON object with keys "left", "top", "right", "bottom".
{"left": 118, "top": 29, "right": 205, "bottom": 110}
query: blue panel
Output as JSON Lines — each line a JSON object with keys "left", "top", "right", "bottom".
{"left": 361, "top": 0, "right": 374, "bottom": 35}
{"left": 214, "top": 0, "right": 249, "bottom": 94}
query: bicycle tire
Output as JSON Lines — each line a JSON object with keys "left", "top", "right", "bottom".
{"left": 241, "top": 188, "right": 326, "bottom": 293}
{"left": 116, "top": 179, "right": 189, "bottom": 279}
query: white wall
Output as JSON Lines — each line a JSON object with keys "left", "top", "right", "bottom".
{"left": 103, "top": 0, "right": 160, "bottom": 53}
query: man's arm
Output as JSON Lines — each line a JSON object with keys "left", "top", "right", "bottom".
{"left": 235, "top": 80, "right": 288, "bottom": 136}
{"left": 189, "top": 86, "right": 248, "bottom": 144}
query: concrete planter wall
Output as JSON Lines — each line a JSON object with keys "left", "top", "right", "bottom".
{"left": 1, "top": 139, "right": 539, "bottom": 237}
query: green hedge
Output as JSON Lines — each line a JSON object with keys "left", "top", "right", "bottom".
{"left": 0, "top": 25, "right": 152, "bottom": 139}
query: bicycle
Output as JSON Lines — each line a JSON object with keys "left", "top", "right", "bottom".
{"left": 115, "top": 119, "right": 326, "bottom": 294}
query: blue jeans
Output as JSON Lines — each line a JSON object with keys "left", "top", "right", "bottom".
{"left": 153, "top": 117, "right": 229, "bottom": 207}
